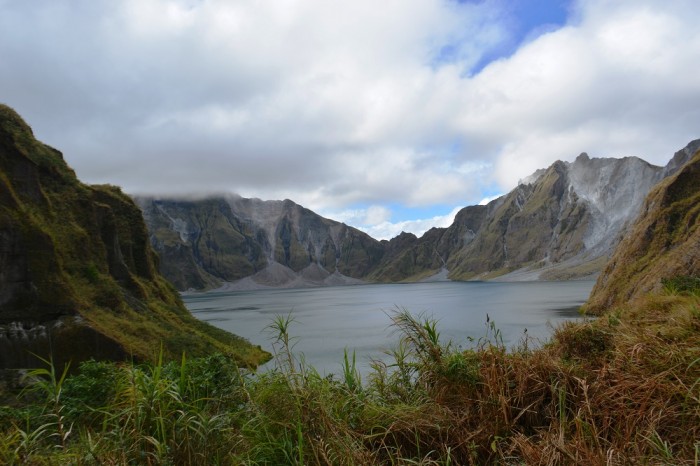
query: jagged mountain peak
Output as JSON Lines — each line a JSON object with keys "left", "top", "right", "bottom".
{"left": 585, "top": 147, "right": 700, "bottom": 313}
{"left": 137, "top": 139, "right": 699, "bottom": 289}
{"left": 137, "top": 194, "right": 383, "bottom": 290}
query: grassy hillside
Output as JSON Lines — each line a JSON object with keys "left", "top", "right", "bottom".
{"left": 0, "top": 104, "right": 269, "bottom": 368}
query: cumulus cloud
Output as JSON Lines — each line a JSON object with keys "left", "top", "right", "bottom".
{"left": 325, "top": 205, "right": 464, "bottom": 241}
{"left": 479, "top": 194, "right": 503, "bottom": 205}
{"left": 0, "top": 0, "right": 699, "bottom": 238}
{"left": 363, "top": 206, "right": 464, "bottom": 241}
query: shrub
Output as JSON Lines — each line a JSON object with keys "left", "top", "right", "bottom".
{"left": 662, "top": 275, "right": 700, "bottom": 296}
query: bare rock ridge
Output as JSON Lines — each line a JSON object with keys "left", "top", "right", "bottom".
{"left": 136, "top": 196, "right": 381, "bottom": 290}
{"left": 138, "top": 140, "right": 699, "bottom": 291}
{"left": 584, "top": 147, "right": 700, "bottom": 314}
{"left": 0, "top": 105, "right": 269, "bottom": 369}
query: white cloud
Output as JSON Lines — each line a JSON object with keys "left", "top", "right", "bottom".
{"left": 322, "top": 204, "right": 392, "bottom": 228}
{"left": 0, "top": 0, "right": 699, "bottom": 235}
{"left": 364, "top": 205, "right": 392, "bottom": 225}
{"left": 478, "top": 194, "right": 502, "bottom": 205}
{"left": 325, "top": 205, "right": 463, "bottom": 240}
{"left": 361, "top": 206, "right": 464, "bottom": 240}
{"left": 460, "top": 0, "right": 700, "bottom": 188}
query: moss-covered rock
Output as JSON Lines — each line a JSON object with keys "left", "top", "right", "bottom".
{"left": 0, "top": 104, "right": 270, "bottom": 369}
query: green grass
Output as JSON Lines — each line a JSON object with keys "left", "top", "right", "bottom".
{"left": 1, "top": 292, "right": 698, "bottom": 465}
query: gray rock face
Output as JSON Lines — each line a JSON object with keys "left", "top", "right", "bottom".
{"left": 568, "top": 154, "right": 663, "bottom": 253}
{"left": 446, "top": 140, "right": 697, "bottom": 281}
{"left": 136, "top": 195, "right": 385, "bottom": 290}
{"left": 138, "top": 140, "right": 699, "bottom": 289}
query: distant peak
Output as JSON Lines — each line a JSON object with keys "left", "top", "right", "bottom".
{"left": 576, "top": 152, "right": 590, "bottom": 162}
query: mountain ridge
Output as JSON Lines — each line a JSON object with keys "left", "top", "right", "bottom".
{"left": 139, "top": 139, "right": 698, "bottom": 291}
{"left": 584, "top": 147, "right": 700, "bottom": 313}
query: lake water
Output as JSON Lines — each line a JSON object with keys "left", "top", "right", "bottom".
{"left": 183, "top": 280, "right": 594, "bottom": 376}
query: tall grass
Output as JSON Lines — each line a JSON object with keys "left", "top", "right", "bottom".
{"left": 1, "top": 294, "right": 699, "bottom": 464}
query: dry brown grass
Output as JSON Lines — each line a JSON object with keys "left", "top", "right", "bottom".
{"left": 2, "top": 294, "right": 698, "bottom": 465}
{"left": 354, "top": 295, "right": 700, "bottom": 465}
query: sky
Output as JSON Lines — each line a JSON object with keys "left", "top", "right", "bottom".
{"left": 1, "top": 0, "right": 699, "bottom": 240}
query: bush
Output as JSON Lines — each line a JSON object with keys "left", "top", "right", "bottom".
{"left": 662, "top": 275, "right": 700, "bottom": 296}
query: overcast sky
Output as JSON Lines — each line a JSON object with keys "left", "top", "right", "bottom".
{"left": 1, "top": 0, "right": 699, "bottom": 240}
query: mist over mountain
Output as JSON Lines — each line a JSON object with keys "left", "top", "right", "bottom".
{"left": 138, "top": 140, "right": 699, "bottom": 291}
{"left": 136, "top": 196, "right": 382, "bottom": 290}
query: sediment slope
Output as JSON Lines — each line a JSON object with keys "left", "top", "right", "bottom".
{"left": 584, "top": 148, "right": 700, "bottom": 314}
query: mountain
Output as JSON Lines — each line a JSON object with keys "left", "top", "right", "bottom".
{"left": 444, "top": 153, "right": 672, "bottom": 280}
{"left": 0, "top": 105, "right": 269, "bottom": 369}
{"left": 375, "top": 143, "right": 698, "bottom": 282}
{"left": 584, "top": 147, "right": 700, "bottom": 314}
{"left": 136, "top": 196, "right": 384, "bottom": 290}
{"left": 139, "top": 141, "right": 699, "bottom": 291}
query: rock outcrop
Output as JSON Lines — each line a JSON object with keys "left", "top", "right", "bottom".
{"left": 0, "top": 104, "right": 269, "bottom": 369}
{"left": 584, "top": 148, "right": 700, "bottom": 314}
{"left": 138, "top": 140, "right": 699, "bottom": 291}
{"left": 368, "top": 143, "right": 696, "bottom": 283}
{"left": 137, "top": 196, "right": 384, "bottom": 290}
{"left": 444, "top": 152, "right": 676, "bottom": 280}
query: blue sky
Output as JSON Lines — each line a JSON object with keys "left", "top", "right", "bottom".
{"left": 331, "top": 0, "right": 575, "bottom": 238}
{"left": 463, "top": 0, "right": 571, "bottom": 74}
{"left": 1, "top": 0, "right": 699, "bottom": 240}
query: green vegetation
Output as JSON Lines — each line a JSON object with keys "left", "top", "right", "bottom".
{"left": 0, "top": 104, "right": 270, "bottom": 368}
{"left": 1, "top": 292, "right": 698, "bottom": 464}
{"left": 662, "top": 275, "right": 700, "bottom": 296}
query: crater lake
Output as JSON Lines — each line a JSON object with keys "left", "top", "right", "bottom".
{"left": 183, "top": 280, "right": 594, "bottom": 375}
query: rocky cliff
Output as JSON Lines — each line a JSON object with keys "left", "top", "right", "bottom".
{"left": 0, "top": 105, "right": 269, "bottom": 369}
{"left": 584, "top": 148, "right": 700, "bottom": 314}
{"left": 369, "top": 143, "right": 697, "bottom": 283}
{"left": 139, "top": 140, "right": 699, "bottom": 291}
{"left": 443, "top": 152, "right": 678, "bottom": 280}
{"left": 137, "top": 195, "right": 384, "bottom": 290}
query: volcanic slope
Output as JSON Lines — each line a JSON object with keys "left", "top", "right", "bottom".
{"left": 584, "top": 147, "right": 700, "bottom": 314}
{"left": 137, "top": 196, "right": 382, "bottom": 290}
{"left": 0, "top": 104, "right": 269, "bottom": 369}
{"left": 139, "top": 140, "right": 699, "bottom": 290}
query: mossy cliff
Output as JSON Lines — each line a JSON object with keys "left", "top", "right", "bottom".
{"left": 584, "top": 148, "right": 700, "bottom": 314}
{"left": 137, "top": 197, "right": 267, "bottom": 290}
{"left": 0, "top": 105, "right": 270, "bottom": 369}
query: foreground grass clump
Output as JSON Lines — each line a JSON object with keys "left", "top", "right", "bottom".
{"left": 1, "top": 295, "right": 699, "bottom": 465}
